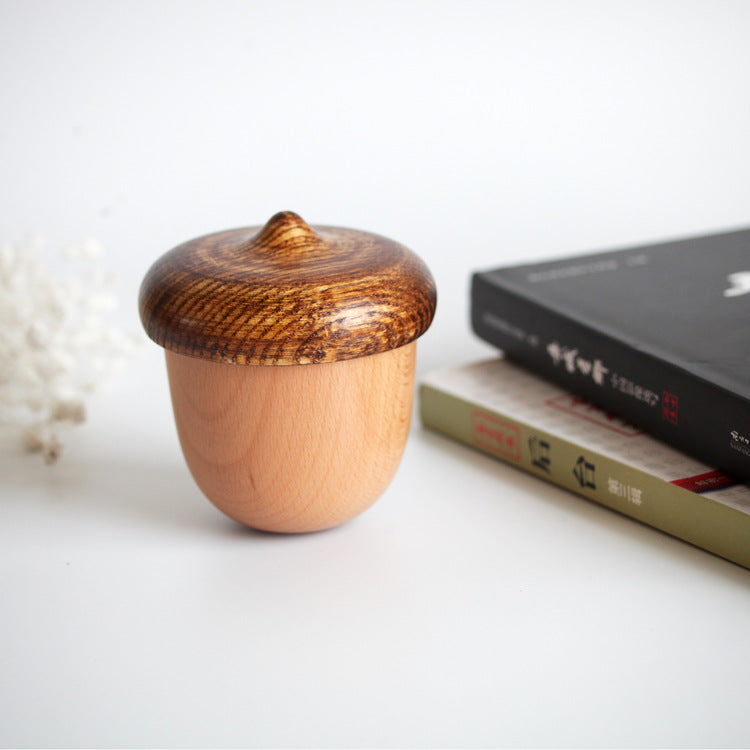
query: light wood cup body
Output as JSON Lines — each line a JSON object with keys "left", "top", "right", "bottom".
{"left": 165, "top": 342, "right": 416, "bottom": 533}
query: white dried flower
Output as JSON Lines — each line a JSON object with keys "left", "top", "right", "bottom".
{"left": 0, "top": 234, "right": 140, "bottom": 463}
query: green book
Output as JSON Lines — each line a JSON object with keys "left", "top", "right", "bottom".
{"left": 420, "top": 358, "right": 750, "bottom": 569}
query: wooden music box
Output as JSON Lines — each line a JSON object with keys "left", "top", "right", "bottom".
{"left": 138, "top": 211, "right": 436, "bottom": 532}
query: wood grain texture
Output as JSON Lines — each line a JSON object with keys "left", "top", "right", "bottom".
{"left": 165, "top": 342, "right": 416, "bottom": 533}
{"left": 139, "top": 211, "right": 436, "bottom": 365}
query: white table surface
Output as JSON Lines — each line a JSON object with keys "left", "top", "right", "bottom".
{"left": 2, "top": 2, "right": 750, "bottom": 747}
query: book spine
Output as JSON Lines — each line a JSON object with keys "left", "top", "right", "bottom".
{"left": 419, "top": 382, "right": 750, "bottom": 569}
{"left": 471, "top": 273, "right": 750, "bottom": 481}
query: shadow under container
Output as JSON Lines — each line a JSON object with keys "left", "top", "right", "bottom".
{"left": 138, "top": 211, "right": 436, "bottom": 533}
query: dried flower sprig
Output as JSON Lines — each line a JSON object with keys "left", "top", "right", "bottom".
{"left": 0, "top": 234, "right": 139, "bottom": 463}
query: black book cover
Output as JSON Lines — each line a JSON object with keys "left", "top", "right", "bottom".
{"left": 471, "top": 227, "right": 750, "bottom": 480}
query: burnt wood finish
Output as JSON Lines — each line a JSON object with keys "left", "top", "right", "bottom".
{"left": 139, "top": 211, "right": 437, "bottom": 365}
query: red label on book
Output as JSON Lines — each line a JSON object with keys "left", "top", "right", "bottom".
{"left": 662, "top": 391, "right": 679, "bottom": 424}
{"left": 670, "top": 470, "right": 738, "bottom": 494}
{"left": 472, "top": 410, "right": 521, "bottom": 462}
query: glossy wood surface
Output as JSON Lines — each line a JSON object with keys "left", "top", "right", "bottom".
{"left": 139, "top": 211, "right": 436, "bottom": 366}
{"left": 165, "top": 343, "right": 416, "bottom": 533}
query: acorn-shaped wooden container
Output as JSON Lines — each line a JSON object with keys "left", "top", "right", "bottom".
{"left": 139, "top": 211, "right": 436, "bottom": 533}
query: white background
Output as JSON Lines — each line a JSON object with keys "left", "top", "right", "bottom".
{"left": 2, "top": 1, "right": 750, "bottom": 747}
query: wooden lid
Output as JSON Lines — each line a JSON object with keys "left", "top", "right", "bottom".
{"left": 138, "top": 211, "right": 437, "bottom": 365}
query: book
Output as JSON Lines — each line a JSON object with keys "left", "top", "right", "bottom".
{"left": 470, "top": 227, "right": 750, "bottom": 481}
{"left": 419, "top": 358, "right": 750, "bottom": 569}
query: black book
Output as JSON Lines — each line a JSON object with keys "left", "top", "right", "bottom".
{"left": 471, "top": 227, "right": 750, "bottom": 481}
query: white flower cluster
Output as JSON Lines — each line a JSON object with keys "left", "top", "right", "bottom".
{"left": 0, "top": 234, "right": 139, "bottom": 463}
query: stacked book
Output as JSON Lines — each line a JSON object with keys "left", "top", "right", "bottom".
{"left": 420, "top": 228, "right": 750, "bottom": 568}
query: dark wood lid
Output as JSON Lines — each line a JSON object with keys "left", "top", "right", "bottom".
{"left": 138, "top": 211, "right": 437, "bottom": 365}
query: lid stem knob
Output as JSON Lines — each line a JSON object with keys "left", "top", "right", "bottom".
{"left": 253, "top": 211, "right": 322, "bottom": 253}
